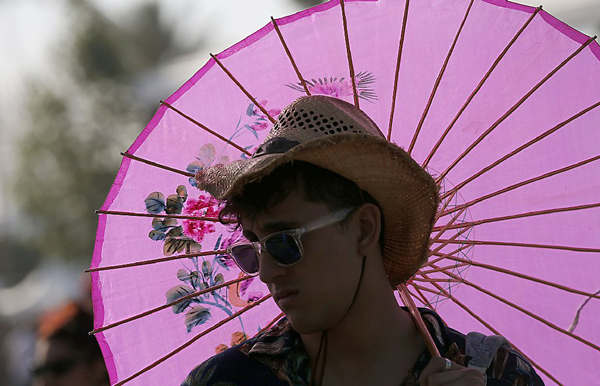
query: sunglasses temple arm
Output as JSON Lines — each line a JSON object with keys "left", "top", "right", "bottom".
{"left": 300, "top": 208, "right": 354, "bottom": 233}
{"left": 397, "top": 284, "right": 441, "bottom": 358}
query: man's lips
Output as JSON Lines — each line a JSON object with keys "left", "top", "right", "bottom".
{"left": 273, "top": 289, "right": 299, "bottom": 302}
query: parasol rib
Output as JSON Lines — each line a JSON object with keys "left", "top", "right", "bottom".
{"left": 113, "top": 294, "right": 272, "bottom": 386}
{"left": 96, "top": 210, "right": 221, "bottom": 222}
{"left": 412, "top": 277, "right": 461, "bottom": 284}
{"left": 439, "top": 255, "right": 600, "bottom": 300}
{"left": 440, "top": 99, "right": 600, "bottom": 200}
{"left": 210, "top": 54, "right": 276, "bottom": 124}
{"left": 433, "top": 202, "right": 600, "bottom": 232}
{"left": 437, "top": 35, "right": 597, "bottom": 182}
{"left": 422, "top": 6, "right": 542, "bottom": 167}
{"left": 429, "top": 246, "right": 468, "bottom": 260}
{"left": 433, "top": 238, "right": 600, "bottom": 253}
{"left": 432, "top": 206, "right": 468, "bottom": 241}
{"left": 271, "top": 17, "right": 310, "bottom": 96}
{"left": 418, "top": 262, "right": 470, "bottom": 275}
{"left": 411, "top": 283, "right": 450, "bottom": 298}
{"left": 433, "top": 188, "right": 459, "bottom": 225}
{"left": 430, "top": 223, "right": 472, "bottom": 254}
{"left": 121, "top": 152, "right": 195, "bottom": 177}
{"left": 427, "top": 246, "right": 467, "bottom": 266}
{"left": 89, "top": 275, "right": 253, "bottom": 335}
{"left": 441, "top": 154, "right": 600, "bottom": 217}
{"left": 398, "top": 284, "right": 441, "bottom": 357}
{"left": 408, "top": 283, "right": 435, "bottom": 309}
{"left": 161, "top": 101, "right": 252, "bottom": 156}
{"left": 408, "top": 0, "right": 475, "bottom": 155}
{"left": 405, "top": 287, "right": 426, "bottom": 306}
{"left": 339, "top": 0, "right": 359, "bottom": 108}
{"left": 86, "top": 250, "right": 226, "bottom": 273}
{"left": 387, "top": 0, "right": 410, "bottom": 141}
{"left": 420, "top": 275, "right": 563, "bottom": 385}
{"left": 435, "top": 267, "right": 600, "bottom": 352}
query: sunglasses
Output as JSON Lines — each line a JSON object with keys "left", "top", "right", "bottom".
{"left": 227, "top": 208, "right": 354, "bottom": 275}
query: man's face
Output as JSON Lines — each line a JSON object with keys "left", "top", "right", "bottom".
{"left": 241, "top": 189, "right": 363, "bottom": 334}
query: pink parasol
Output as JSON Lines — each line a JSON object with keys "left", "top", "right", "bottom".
{"left": 90, "top": 0, "right": 600, "bottom": 385}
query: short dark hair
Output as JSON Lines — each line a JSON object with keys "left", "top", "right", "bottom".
{"left": 220, "top": 161, "right": 384, "bottom": 245}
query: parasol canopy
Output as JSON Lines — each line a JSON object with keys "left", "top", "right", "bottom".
{"left": 90, "top": 0, "right": 600, "bottom": 385}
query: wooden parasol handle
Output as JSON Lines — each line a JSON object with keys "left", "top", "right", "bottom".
{"left": 397, "top": 284, "right": 441, "bottom": 358}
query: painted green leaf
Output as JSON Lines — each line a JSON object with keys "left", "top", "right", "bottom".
{"left": 246, "top": 103, "right": 255, "bottom": 117}
{"left": 149, "top": 230, "right": 167, "bottom": 241}
{"left": 201, "top": 260, "right": 213, "bottom": 278}
{"left": 163, "top": 234, "right": 201, "bottom": 256}
{"left": 185, "top": 305, "right": 211, "bottom": 332}
{"left": 198, "top": 281, "right": 209, "bottom": 299}
{"left": 176, "top": 185, "right": 188, "bottom": 203}
{"left": 166, "top": 194, "right": 184, "bottom": 214}
{"left": 188, "top": 241, "right": 202, "bottom": 254}
{"left": 167, "top": 226, "right": 183, "bottom": 237}
{"left": 152, "top": 217, "right": 177, "bottom": 232}
{"left": 165, "top": 285, "right": 195, "bottom": 314}
{"left": 187, "top": 160, "right": 204, "bottom": 174}
{"left": 145, "top": 192, "right": 165, "bottom": 214}
{"left": 214, "top": 273, "right": 224, "bottom": 285}
{"left": 197, "top": 143, "right": 216, "bottom": 165}
{"left": 177, "top": 269, "right": 201, "bottom": 288}
{"left": 164, "top": 237, "right": 186, "bottom": 255}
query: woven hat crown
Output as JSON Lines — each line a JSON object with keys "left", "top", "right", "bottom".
{"left": 252, "top": 96, "right": 385, "bottom": 158}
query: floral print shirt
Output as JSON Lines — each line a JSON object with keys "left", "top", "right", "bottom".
{"left": 181, "top": 309, "right": 544, "bottom": 386}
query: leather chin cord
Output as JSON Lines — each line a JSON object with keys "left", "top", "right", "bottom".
{"left": 309, "top": 255, "right": 367, "bottom": 386}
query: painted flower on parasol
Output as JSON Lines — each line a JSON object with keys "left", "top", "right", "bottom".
{"left": 143, "top": 170, "right": 264, "bottom": 335}
{"left": 286, "top": 71, "right": 377, "bottom": 102}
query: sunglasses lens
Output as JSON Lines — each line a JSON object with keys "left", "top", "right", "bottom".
{"left": 230, "top": 245, "right": 259, "bottom": 274}
{"left": 265, "top": 234, "right": 301, "bottom": 265}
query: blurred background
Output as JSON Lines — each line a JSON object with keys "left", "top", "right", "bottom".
{"left": 0, "top": 0, "right": 598, "bottom": 384}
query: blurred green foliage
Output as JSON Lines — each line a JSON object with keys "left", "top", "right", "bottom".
{"left": 13, "top": 0, "right": 191, "bottom": 263}
{"left": 11, "top": 0, "right": 321, "bottom": 266}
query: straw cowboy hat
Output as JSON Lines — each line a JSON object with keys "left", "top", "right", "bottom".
{"left": 196, "top": 95, "right": 439, "bottom": 285}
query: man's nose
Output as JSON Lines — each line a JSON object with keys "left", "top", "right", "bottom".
{"left": 258, "top": 251, "right": 288, "bottom": 283}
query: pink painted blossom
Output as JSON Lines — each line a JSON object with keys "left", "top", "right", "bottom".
{"left": 250, "top": 121, "right": 269, "bottom": 131}
{"left": 182, "top": 194, "right": 222, "bottom": 243}
{"left": 250, "top": 100, "right": 281, "bottom": 131}
{"left": 309, "top": 79, "right": 353, "bottom": 98}
{"left": 221, "top": 228, "right": 245, "bottom": 250}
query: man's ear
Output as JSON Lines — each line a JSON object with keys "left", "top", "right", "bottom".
{"left": 355, "top": 203, "right": 382, "bottom": 256}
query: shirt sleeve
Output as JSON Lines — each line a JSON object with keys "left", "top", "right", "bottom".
{"left": 486, "top": 346, "right": 545, "bottom": 386}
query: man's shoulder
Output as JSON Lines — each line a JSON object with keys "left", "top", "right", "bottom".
{"left": 420, "top": 309, "right": 544, "bottom": 386}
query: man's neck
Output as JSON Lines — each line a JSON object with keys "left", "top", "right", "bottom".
{"left": 299, "top": 279, "right": 425, "bottom": 385}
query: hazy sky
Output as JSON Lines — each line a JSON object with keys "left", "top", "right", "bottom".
{"left": 1, "top": 0, "right": 598, "bottom": 99}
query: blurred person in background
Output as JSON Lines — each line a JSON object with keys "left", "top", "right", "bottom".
{"left": 30, "top": 302, "right": 108, "bottom": 386}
